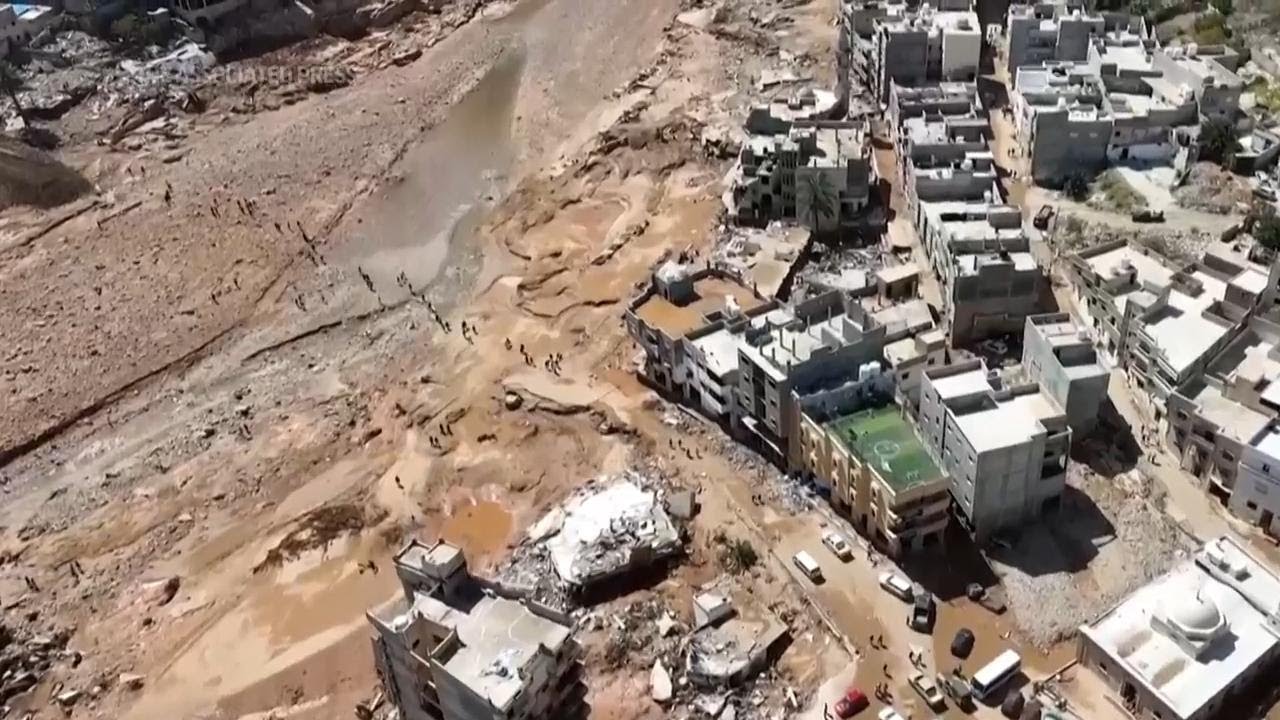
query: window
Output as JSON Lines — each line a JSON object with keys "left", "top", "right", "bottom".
{"left": 1223, "top": 451, "right": 1236, "bottom": 463}
{"left": 927, "top": 358, "right": 936, "bottom": 366}
{"left": 1265, "top": 463, "right": 1271, "bottom": 473}
{"left": 1247, "top": 501, "right": 1259, "bottom": 511}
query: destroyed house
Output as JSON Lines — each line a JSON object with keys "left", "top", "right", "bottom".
{"left": 368, "top": 541, "right": 586, "bottom": 720}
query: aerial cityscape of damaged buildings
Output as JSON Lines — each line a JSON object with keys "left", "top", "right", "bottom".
{"left": 365, "top": 0, "right": 1280, "bottom": 718}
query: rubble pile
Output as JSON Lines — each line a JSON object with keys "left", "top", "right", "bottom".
{"left": 590, "top": 589, "right": 800, "bottom": 720}
{"left": 790, "top": 243, "right": 890, "bottom": 301}
{"left": 497, "top": 471, "right": 686, "bottom": 609}
{"left": 13, "top": 33, "right": 215, "bottom": 127}
{"left": 0, "top": 622, "right": 72, "bottom": 705}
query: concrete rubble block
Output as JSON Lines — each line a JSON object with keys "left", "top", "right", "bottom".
{"left": 118, "top": 673, "right": 145, "bottom": 691}
{"left": 656, "top": 611, "right": 678, "bottom": 637}
{"left": 53, "top": 689, "right": 81, "bottom": 707}
{"left": 650, "top": 659, "right": 673, "bottom": 703}
{"left": 139, "top": 576, "right": 181, "bottom": 606}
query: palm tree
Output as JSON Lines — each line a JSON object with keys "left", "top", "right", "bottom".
{"left": 802, "top": 171, "right": 839, "bottom": 239}
{"left": 0, "top": 61, "right": 26, "bottom": 125}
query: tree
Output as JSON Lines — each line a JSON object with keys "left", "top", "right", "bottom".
{"left": 1210, "top": 0, "right": 1234, "bottom": 17}
{"left": 802, "top": 171, "right": 839, "bottom": 238}
{"left": 1252, "top": 205, "right": 1280, "bottom": 252}
{"left": 1199, "top": 118, "right": 1236, "bottom": 167}
{"left": 0, "top": 61, "right": 25, "bottom": 124}
{"left": 1063, "top": 172, "right": 1090, "bottom": 201}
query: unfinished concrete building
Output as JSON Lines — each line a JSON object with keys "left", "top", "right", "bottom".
{"left": 1068, "top": 241, "right": 1252, "bottom": 407}
{"left": 1010, "top": 30, "right": 1244, "bottom": 183}
{"left": 795, "top": 402, "right": 950, "bottom": 555}
{"left": 1021, "top": 313, "right": 1109, "bottom": 434}
{"left": 919, "top": 360, "right": 1071, "bottom": 541}
{"left": 730, "top": 122, "right": 873, "bottom": 234}
{"left": 1076, "top": 536, "right": 1280, "bottom": 720}
{"left": 1229, "top": 424, "right": 1280, "bottom": 538}
{"left": 734, "top": 292, "right": 888, "bottom": 455}
{"left": 869, "top": 0, "right": 981, "bottom": 102}
{"left": 624, "top": 261, "right": 771, "bottom": 416}
{"left": 368, "top": 541, "right": 585, "bottom": 720}
{"left": 1005, "top": 0, "right": 1104, "bottom": 76}
{"left": 870, "top": 298, "right": 947, "bottom": 408}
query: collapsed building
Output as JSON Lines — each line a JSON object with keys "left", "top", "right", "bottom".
{"left": 368, "top": 541, "right": 586, "bottom": 720}
{"left": 919, "top": 359, "right": 1071, "bottom": 541}
{"left": 1076, "top": 536, "right": 1280, "bottom": 720}
{"left": 686, "top": 590, "right": 789, "bottom": 687}
{"left": 727, "top": 94, "right": 875, "bottom": 235}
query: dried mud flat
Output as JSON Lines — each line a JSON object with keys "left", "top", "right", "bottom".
{"left": 0, "top": 0, "right": 846, "bottom": 718}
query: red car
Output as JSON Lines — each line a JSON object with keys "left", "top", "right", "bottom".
{"left": 834, "top": 688, "right": 869, "bottom": 718}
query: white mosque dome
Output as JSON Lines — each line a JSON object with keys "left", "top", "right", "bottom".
{"left": 1167, "top": 595, "right": 1223, "bottom": 638}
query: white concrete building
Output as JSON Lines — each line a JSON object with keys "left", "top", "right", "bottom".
{"left": 368, "top": 542, "right": 585, "bottom": 720}
{"left": 919, "top": 359, "right": 1071, "bottom": 541}
{"left": 1077, "top": 536, "right": 1280, "bottom": 720}
{"left": 1230, "top": 425, "right": 1280, "bottom": 536}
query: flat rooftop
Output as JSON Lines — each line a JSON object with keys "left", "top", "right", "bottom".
{"left": 739, "top": 310, "right": 872, "bottom": 380}
{"left": 929, "top": 365, "right": 994, "bottom": 400}
{"left": 634, "top": 276, "right": 763, "bottom": 337}
{"left": 1083, "top": 244, "right": 1176, "bottom": 289}
{"left": 415, "top": 592, "right": 572, "bottom": 712}
{"left": 1141, "top": 270, "right": 1231, "bottom": 377}
{"left": 1079, "top": 537, "right": 1280, "bottom": 720}
{"left": 826, "top": 405, "right": 944, "bottom": 492}
{"left": 1186, "top": 381, "right": 1272, "bottom": 444}
{"left": 869, "top": 298, "right": 933, "bottom": 336}
{"left": 691, "top": 327, "right": 741, "bottom": 380}
{"left": 954, "top": 251, "right": 1037, "bottom": 276}
{"left": 954, "top": 390, "right": 1061, "bottom": 451}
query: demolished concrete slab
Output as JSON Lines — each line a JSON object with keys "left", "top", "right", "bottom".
{"left": 543, "top": 474, "right": 683, "bottom": 590}
{"left": 687, "top": 600, "right": 788, "bottom": 687}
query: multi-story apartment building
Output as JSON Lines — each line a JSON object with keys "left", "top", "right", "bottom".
{"left": 919, "top": 360, "right": 1071, "bottom": 541}
{"left": 1068, "top": 241, "right": 1253, "bottom": 407}
{"left": 1230, "top": 425, "right": 1280, "bottom": 537}
{"left": 1021, "top": 313, "right": 1109, "bottom": 433}
{"left": 870, "top": 0, "right": 981, "bottom": 101}
{"left": 368, "top": 541, "right": 585, "bottom": 720}
{"left": 731, "top": 122, "right": 873, "bottom": 234}
{"left": 794, "top": 403, "right": 950, "bottom": 556}
{"left": 735, "top": 292, "right": 888, "bottom": 454}
{"left": 1006, "top": 0, "right": 1104, "bottom": 76}
{"left": 624, "top": 262, "right": 772, "bottom": 414}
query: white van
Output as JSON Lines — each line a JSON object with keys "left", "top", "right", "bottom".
{"left": 793, "top": 551, "right": 823, "bottom": 582}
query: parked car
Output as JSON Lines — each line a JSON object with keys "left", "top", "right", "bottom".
{"left": 1033, "top": 204, "right": 1054, "bottom": 230}
{"left": 878, "top": 572, "right": 914, "bottom": 602}
{"left": 821, "top": 529, "right": 854, "bottom": 561}
{"left": 908, "top": 672, "right": 946, "bottom": 712}
{"left": 908, "top": 591, "right": 936, "bottom": 632}
{"left": 1131, "top": 208, "right": 1165, "bottom": 223}
{"left": 876, "top": 707, "right": 906, "bottom": 720}
{"left": 793, "top": 551, "right": 823, "bottom": 582}
{"left": 833, "top": 687, "right": 869, "bottom": 718}
{"left": 938, "top": 671, "right": 974, "bottom": 709}
{"left": 951, "top": 628, "right": 975, "bottom": 658}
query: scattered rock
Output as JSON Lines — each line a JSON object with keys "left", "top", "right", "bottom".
{"left": 650, "top": 659, "right": 672, "bottom": 703}
{"left": 141, "top": 576, "right": 180, "bottom": 606}
{"left": 655, "top": 612, "right": 677, "bottom": 637}
{"left": 118, "top": 673, "right": 145, "bottom": 691}
{"left": 503, "top": 391, "right": 523, "bottom": 411}
{"left": 54, "top": 689, "right": 81, "bottom": 707}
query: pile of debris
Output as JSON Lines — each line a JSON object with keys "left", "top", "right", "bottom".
{"left": 790, "top": 244, "right": 889, "bottom": 302}
{"left": 11, "top": 33, "right": 215, "bottom": 128}
{"left": 497, "top": 472, "right": 686, "bottom": 609}
{"left": 590, "top": 580, "right": 799, "bottom": 720}
{"left": 0, "top": 621, "right": 72, "bottom": 706}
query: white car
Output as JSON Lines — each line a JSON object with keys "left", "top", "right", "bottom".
{"left": 879, "top": 571, "right": 914, "bottom": 602}
{"left": 877, "top": 707, "right": 906, "bottom": 720}
{"left": 821, "top": 529, "right": 853, "bottom": 561}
